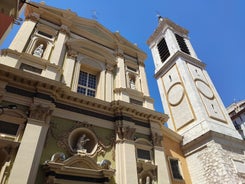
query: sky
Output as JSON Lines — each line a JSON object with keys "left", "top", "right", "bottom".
{"left": 1, "top": 0, "right": 245, "bottom": 113}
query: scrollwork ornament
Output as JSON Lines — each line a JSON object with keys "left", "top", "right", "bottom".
{"left": 51, "top": 121, "right": 113, "bottom": 158}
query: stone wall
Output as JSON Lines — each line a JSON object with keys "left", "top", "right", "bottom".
{"left": 184, "top": 133, "right": 245, "bottom": 184}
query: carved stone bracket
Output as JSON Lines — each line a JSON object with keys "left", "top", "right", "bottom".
{"left": 115, "top": 122, "right": 136, "bottom": 141}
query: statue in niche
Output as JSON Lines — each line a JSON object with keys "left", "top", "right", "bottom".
{"left": 33, "top": 44, "right": 44, "bottom": 57}
{"left": 75, "top": 134, "right": 90, "bottom": 153}
{"left": 129, "top": 78, "right": 136, "bottom": 89}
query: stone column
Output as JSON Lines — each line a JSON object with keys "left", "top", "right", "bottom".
{"left": 115, "top": 121, "right": 138, "bottom": 184}
{"left": 8, "top": 101, "right": 54, "bottom": 184}
{"left": 62, "top": 50, "right": 77, "bottom": 88}
{"left": 150, "top": 121, "right": 171, "bottom": 184}
{"left": 105, "top": 65, "right": 114, "bottom": 102}
{"left": 9, "top": 13, "right": 39, "bottom": 52}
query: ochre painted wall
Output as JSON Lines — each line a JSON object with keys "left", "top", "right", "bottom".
{"left": 163, "top": 135, "right": 192, "bottom": 184}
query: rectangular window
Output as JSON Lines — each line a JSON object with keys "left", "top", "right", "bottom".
{"left": 157, "top": 37, "right": 170, "bottom": 63}
{"left": 77, "top": 71, "right": 96, "bottom": 97}
{"left": 137, "top": 149, "right": 151, "bottom": 160}
{"left": 0, "top": 121, "right": 19, "bottom": 136}
{"left": 175, "top": 34, "right": 190, "bottom": 55}
{"left": 20, "top": 63, "right": 42, "bottom": 74}
{"left": 169, "top": 158, "right": 183, "bottom": 180}
{"left": 130, "top": 98, "right": 143, "bottom": 106}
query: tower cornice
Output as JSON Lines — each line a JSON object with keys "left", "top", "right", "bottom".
{"left": 147, "top": 18, "right": 189, "bottom": 46}
{"left": 154, "top": 51, "right": 206, "bottom": 79}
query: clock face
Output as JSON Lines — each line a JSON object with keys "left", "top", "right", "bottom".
{"left": 167, "top": 83, "right": 184, "bottom": 106}
{"left": 195, "top": 80, "right": 214, "bottom": 99}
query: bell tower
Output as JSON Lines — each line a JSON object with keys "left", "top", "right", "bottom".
{"left": 147, "top": 17, "right": 240, "bottom": 143}
{"left": 147, "top": 17, "right": 245, "bottom": 184}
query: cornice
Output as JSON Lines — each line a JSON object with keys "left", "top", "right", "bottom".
{"left": 111, "top": 100, "right": 168, "bottom": 124}
{"left": 154, "top": 51, "right": 206, "bottom": 79}
{"left": 0, "top": 64, "right": 168, "bottom": 125}
{"left": 147, "top": 18, "right": 189, "bottom": 46}
{"left": 161, "top": 126, "right": 183, "bottom": 143}
{"left": 1, "top": 49, "right": 63, "bottom": 72}
{"left": 181, "top": 130, "right": 245, "bottom": 156}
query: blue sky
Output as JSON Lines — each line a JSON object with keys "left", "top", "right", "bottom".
{"left": 1, "top": 0, "right": 245, "bottom": 113}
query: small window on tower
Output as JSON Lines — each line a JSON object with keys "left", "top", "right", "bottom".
{"left": 175, "top": 34, "right": 190, "bottom": 55}
{"left": 157, "top": 37, "right": 170, "bottom": 63}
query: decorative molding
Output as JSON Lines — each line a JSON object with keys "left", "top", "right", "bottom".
{"left": 51, "top": 121, "right": 113, "bottom": 158}
{"left": 43, "top": 154, "right": 115, "bottom": 183}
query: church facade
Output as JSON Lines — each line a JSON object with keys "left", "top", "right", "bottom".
{"left": 0, "top": 2, "right": 244, "bottom": 184}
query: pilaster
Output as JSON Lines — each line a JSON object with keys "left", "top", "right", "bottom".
{"left": 49, "top": 25, "right": 68, "bottom": 66}
{"left": 9, "top": 13, "right": 39, "bottom": 52}
{"left": 97, "top": 69, "right": 106, "bottom": 100}
{"left": 8, "top": 100, "right": 54, "bottom": 184}
{"left": 115, "top": 121, "right": 138, "bottom": 184}
{"left": 115, "top": 50, "right": 126, "bottom": 89}
{"left": 150, "top": 120, "right": 171, "bottom": 184}
{"left": 105, "top": 65, "right": 114, "bottom": 102}
{"left": 138, "top": 60, "right": 149, "bottom": 97}
{"left": 62, "top": 50, "right": 77, "bottom": 88}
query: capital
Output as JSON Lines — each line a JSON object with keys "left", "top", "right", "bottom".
{"left": 67, "top": 49, "right": 78, "bottom": 59}
{"left": 29, "top": 104, "right": 53, "bottom": 123}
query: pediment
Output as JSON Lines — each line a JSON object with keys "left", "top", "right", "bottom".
{"left": 62, "top": 155, "right": 100, "bottom": 170}
{"left": 66, "top": 38, "right": 115, "bottom": 64}
{"left": 27, "top": 2, "right": 146, "bottom": 60}
{"left": 44, "top": 155, "right": 115, "bottom": 179}
{"left": 43, "top": 153, "right": 115, "bottom": 183}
